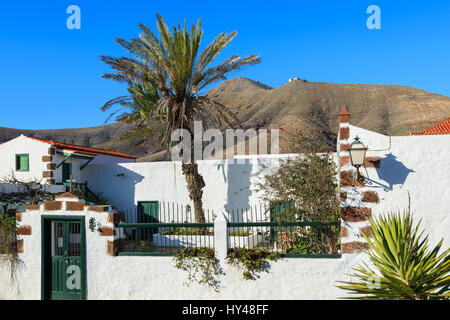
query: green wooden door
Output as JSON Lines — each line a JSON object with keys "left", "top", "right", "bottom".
{"left": 44, "top": 218, "right": 85, "bottom": 300}
{"left": 62, "top": 163, "right": 71, "bottom": 185}
{"left": 137, "top": 201, "right": 159, "bottom": 240}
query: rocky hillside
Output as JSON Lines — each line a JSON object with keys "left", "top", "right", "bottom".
{"left": 1, "top": 78, "right": 450, "bottom": 159}
{"left": 207, "top": 78, "right": 450, "bottom": 147}
{"left": 0, "top": 123, "right": 150, "bottom": 157}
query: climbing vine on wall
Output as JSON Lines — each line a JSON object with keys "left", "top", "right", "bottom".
{"left": 174, "top": 247, "right": 221, "bottom": 291}
{"left": 226, "top": 248, "right": 281, "bottom": 280}
{"left": 0, "top": 213, "right": 20, "bottom": 282}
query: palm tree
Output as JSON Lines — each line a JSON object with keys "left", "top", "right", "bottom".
{"left": 336, "top": 211, "right": 450, "bottom": 300}
{"left": 100, "top": 13, "right": 260, "bottom": 223}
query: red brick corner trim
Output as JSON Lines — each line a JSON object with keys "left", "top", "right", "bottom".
{"left": 44, "top": 201, "right": 63, "bottom": 211}
{"left": 88, "top": 205, "right": 111, "bottom": 212}
{"left": 107, "top": 239, "right": 124, "bottom": 256}
{"left": 341, "top": 207, "right": 372, "bottom": 222}
{"left": 17, "top": 239, "right": 24, "bottom": 253}
{"left": 107, "top": 212, "right": 125, "bottom": 224}
{"left": 66, "top": 201, "right": 85, "bottom": 211}
{"left": 362, "top": 191, "right": 379, "bottom": 203}
{"left": 100, "top": 226, "right": 115, "bottom": 236}
{"left": 341, "top": 241, "right": 369, "bottom": 254}
{"left": 17, "top": 225, "right": 32, "bottom": 235}
{"left": 26, "top": 204, "right": 41, "bottom": 211}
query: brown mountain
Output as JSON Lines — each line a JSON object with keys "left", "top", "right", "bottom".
{"left": 0, "top": 123, "right": 150, "bottom": 157}
{"left": 1, "top": 78, "right": 449, "bottom": 159}
{"left": 207, "top": 77, "right": 450, "bottom": 144}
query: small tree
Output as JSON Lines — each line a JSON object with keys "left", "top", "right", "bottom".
{"left": 256, "top": 130, "right": 340, "bottom": 254}
{"left": 337, "top": 212, "right": 450, "bottom": 300}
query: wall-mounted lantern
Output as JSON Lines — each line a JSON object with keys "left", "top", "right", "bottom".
{"left": 348, "top": 135, "right": 367, "bottom": 180}
{"left": 88, "top": 217, "right": 102, "bottom": 232}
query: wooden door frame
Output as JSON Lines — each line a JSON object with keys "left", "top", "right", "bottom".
{"left": 41, "top": 215, "right": 86, "bottom": 300}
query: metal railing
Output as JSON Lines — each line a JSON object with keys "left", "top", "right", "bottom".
{"left": 114, "top": 202, "right": 341, "bottom": 258}
{"left": 226, "top": 204, "right": 341, "bottom": 258}
{"left": 116, "top": 202, "right": 215, "bottom": 256}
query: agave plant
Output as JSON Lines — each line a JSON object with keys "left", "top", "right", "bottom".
{"left": 337, "top": 211, "right": 450, "bottom": 300}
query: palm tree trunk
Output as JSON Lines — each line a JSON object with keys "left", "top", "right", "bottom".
{"left": 182, "top": 162, "right": 206, "bottom": 224}
{"left": 180, "top": 125, "right": 206, "bottom": 225}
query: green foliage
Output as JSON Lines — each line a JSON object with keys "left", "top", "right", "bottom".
{"left": 0, "top": 214, "right": 16, "bottom": 254}
{"left": 337, "top": 211, "right": 450, "bottom": 300}
{"left": 161, "top": 225, "right": 214, "bottom": 236}
{"left": 0, "top": 213, "right": 20, "bottom": 282}
{"left": 226, "top": 247, "right": 281, "bottom": 280}
{"left": 174, "top": 247, "right": 221, "bottom": 291}
{"left": 256, "top": 130, "right": 340, "bottom": 254}
{"left": 284, "top": 225, "right": 341, "bottom": 255}
{"left": 228, "top": 229, "right": 251, "bottom": 237}
{"left": 101, "top": 13, "right": 260, "bottom": 224}
{"left": 85, "top": 189, "right": 109, "bottom": 205}
{"left": 101, "top": 13, "right": 260, "bottom": 148}
{"left": 257, "top": 130, "right": 339, "bottom": 222}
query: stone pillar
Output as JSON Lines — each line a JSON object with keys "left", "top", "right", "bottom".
{"left": 338, "top": 108, "right": 377, "bottom": 254}
{"left": 21, "top": 192, "right": 126, "bottom": 256}
{"left": 42, "top": 147, "right": 56, "bottom": 185}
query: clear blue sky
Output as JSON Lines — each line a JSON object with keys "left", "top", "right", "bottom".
{"left": 1, "top": 1, "right": 449, "bottom": 130}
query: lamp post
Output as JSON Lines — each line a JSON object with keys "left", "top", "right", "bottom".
{"left": 348, "top": 136, "right": 367, "bottom": 181}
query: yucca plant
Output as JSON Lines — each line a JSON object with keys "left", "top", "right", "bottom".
{"left": 337, "top": 211, "right": 450, "bottom": 299}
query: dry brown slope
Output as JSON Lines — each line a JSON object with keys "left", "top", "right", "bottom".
{"left": 2, "top": 78, "right": 449, "bottom": 159}
{"left": 207, "top": 77, "right": 450, "bottom": 140}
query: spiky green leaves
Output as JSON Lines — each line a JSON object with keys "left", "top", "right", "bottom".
{"left": 100, "top": 13, "right": 260, "bottom": 147}
{"left": 337, "top": 211, "right": 450, "bottom": 300}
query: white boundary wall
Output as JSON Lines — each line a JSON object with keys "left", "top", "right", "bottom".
{"left": 0, "top": 124, "right": 449, "bottom": 300}
{"left": 341, "top": 125, "right": 450, "bottom": 248}
{"left": 80, "top": 154, "right": 338, "bottom": 216}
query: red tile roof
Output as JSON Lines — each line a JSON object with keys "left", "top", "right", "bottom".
{"left": 410, "top": 117, "right": 450, "bottom": 136}
{"left": 25, "top": 135, "right": 137, "bottom": 159}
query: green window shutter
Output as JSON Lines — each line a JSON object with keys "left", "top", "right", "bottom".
{"left": 21, "top": 155, "right": 29, "bottom": 171}
{"left": 16, "top": 154, "right": 29, "bottom": 171}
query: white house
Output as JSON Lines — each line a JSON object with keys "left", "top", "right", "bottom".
{"left": 0, "top": 111, "right": 449, "bottom": 300}
{"left": 0, "top": 135, "right": 136, "bottom": 187}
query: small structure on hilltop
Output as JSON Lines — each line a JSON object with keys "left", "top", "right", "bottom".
{"left": 289, "top": 77, "right": 307, "bottom": 83}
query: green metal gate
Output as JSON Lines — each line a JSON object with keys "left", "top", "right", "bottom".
{"left": 41, "top": 216, "right": 86, "bottom": 300}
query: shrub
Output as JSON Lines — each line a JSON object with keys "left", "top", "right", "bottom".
{"left": 337, "top": 211, "right": 450, "bottom": 300}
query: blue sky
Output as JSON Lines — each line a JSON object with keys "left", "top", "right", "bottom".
{"left": 1, "top": 1, "right": 449, "bottom": 130}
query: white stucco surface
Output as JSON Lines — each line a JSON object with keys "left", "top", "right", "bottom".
{"left": 81, "top": 154, "right": 338, "bottom": 216}
{"left": 1, "top": 124, "right": 449, "bottom": 300}
{"left": 341, "top": 125, "right": 450, "bottom": 248}
{"left": 0, "top": 197, "right": 365, "bottom": 300}
{"left": 0, "top": 135, "right": 135, "bottom": 186}
{"left": 0, "top": 135, "right": 50, "bottom": 182}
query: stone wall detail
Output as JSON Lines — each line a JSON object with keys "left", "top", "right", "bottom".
{"left": 338, "top": 108, "right": 379, "bottom": 254}
{"left": 19, "top": 192, "right": 125, "bottom": 256}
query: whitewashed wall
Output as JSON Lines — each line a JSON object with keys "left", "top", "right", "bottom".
{"left": 0, "top": 135, "right": 49, "bottom": 182}
{"left": 1, "top": 125, "right": 449, "bottom": 300}
{"left": 81, "top": 154, "right": 339, "bottom": 217}
{"left": 0, "top": 135, "right": 134, "bottom": 186}
{"left": 0, "top": 195, "right": 364, "bottom": 300}
{"left": 342, "top": 125, "right": 450, "bottom": 248}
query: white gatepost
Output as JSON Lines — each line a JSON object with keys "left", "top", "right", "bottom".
{"left": 214, "top": 212, "right": 229, "bottom": 262}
